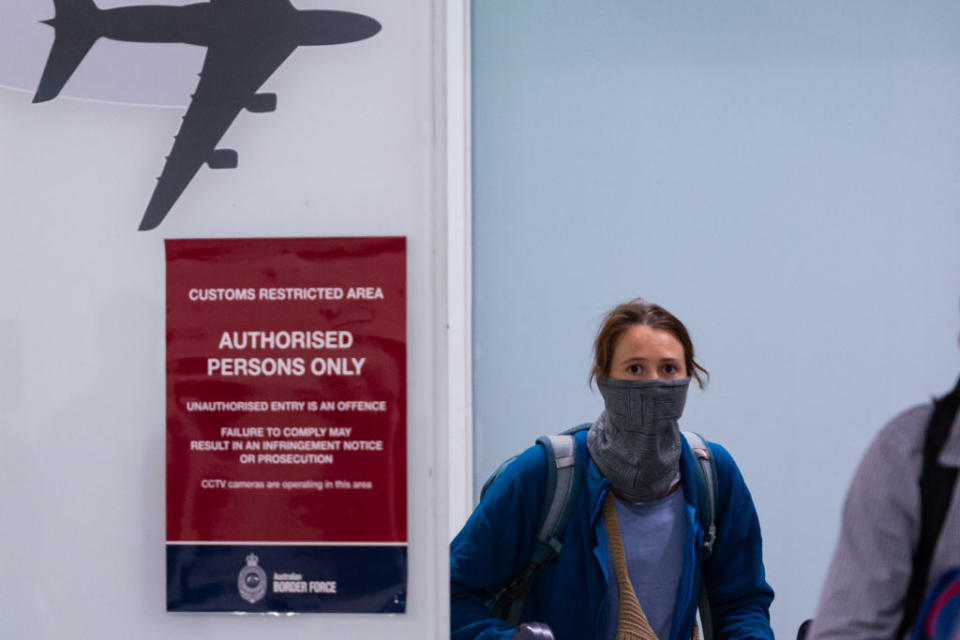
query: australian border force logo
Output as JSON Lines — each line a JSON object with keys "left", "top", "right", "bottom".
{"left": 238, "top": 553, "right": 267, "bottom": 604}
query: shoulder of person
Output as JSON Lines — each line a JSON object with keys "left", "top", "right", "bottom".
{"left": 696, "top": 438, "right": 742, "bottom": 481}
{"left": 874, "top": 402, "right": 934, "bottom": 452}
{"left": 486, "top": 425, "right": 593, "bottom": 496}
{"left": 687, "top": 437, "right": 751, "bottom": 510}
{"left": 858, "top": 402, "right": 933, "bottom": 475}
{"left": 511, "top": 439, "right": 554, "bottom": 477}
{"left": 480, "top": 437, "right": 554, "bottom": 505}
{"left": 837, "top": 402, "right": 935, "bottom": 517}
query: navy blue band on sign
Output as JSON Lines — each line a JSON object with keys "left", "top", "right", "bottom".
{"left": 166, "top": 544, "right": 406, "bottom": 613}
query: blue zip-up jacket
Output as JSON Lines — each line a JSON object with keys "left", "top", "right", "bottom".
{"left": 450, "top": 430, "right": 774, "bottom": 640}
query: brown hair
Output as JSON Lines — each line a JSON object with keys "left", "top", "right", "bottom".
{"left": 590, "top": 298, "right": 709, "bottom": 389}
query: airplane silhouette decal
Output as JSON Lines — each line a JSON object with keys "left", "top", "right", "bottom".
{"left": 33, "top": 0, "right": 381, "bottom": 230}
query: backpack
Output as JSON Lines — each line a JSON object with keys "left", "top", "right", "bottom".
{"left": 910, "top": 567, "right": 960, "bottom": 640}
{"left": 481, "top": 424, "right": 720, "bottom": 639}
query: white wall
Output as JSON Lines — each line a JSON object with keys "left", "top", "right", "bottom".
{"left": 446, "top": 0, "right": 473, "bottom": 540}
{"left": 470, "top": 2, "right": 960, "bottom": 638}
{"left": 0, "top": 0, "right": 449, "bottom": 637}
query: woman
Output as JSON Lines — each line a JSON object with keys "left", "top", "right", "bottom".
{"left": 450, "top": 299, "right": 774, "bottom": 640}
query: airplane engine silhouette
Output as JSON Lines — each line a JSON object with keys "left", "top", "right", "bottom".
{"left": 208, "top": 149, "right": 238, "bottom": 169}
{"left": 246, "top": 93, "right": 277, "bottom": 113}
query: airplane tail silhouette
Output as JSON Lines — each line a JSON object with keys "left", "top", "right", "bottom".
{"left": 33, "top": 0, "right": 101, "bottom": 103}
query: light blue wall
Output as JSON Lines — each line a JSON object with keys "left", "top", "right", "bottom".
{"left": 471, "top": 2, "right": 960, "bottom": 636}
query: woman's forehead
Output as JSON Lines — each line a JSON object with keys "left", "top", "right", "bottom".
{"left": 615, "top": 324, "right": 685, "bottom": 357}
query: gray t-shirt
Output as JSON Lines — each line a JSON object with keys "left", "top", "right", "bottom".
{"left": 606, "top": 488, "right": 688, "bottom": 640}
{"left": 809, "top": 402, "right": 960, "bottom": 639}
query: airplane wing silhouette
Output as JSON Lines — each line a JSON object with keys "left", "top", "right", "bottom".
{"left": 138, "top": 39, "right": 297, "bottom": 230}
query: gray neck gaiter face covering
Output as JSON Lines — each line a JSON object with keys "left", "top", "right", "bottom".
{"left": 587, "top": 377, "right": 690, "bottom": 503}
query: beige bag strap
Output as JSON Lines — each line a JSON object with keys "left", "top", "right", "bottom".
{"left": 603, "top": 494, "right": 700, "bottom": 640}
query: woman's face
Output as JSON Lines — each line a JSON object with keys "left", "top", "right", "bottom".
{"left": 608, "top": 324, "right": 687, "bottom": 381}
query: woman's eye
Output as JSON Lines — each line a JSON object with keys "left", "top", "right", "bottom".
{"left": 661, "top": 364, "right": 676, "bottom": 375}
{"left": 627, "top": 364, "right": 643, "bottom": 375}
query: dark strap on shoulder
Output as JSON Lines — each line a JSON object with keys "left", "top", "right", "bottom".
{"left": 897, "top": 375, "right": 960, "bottom": 638}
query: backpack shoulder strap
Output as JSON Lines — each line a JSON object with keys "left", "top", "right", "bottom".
{"left": 682, "top": 431, "right": 718, "bottom": 557}
{"left": 682, "top": 430, "right": 719, "bottom": 640}
{"left": 531, "top": 434, "right": 580, "bottom": 559}
{"left": 898, "top": 376, "right": 960, "bottom": 638}
{"left": 491, "top": 431, "right": 584, "bottom": 626}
